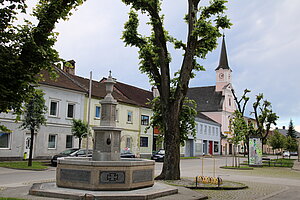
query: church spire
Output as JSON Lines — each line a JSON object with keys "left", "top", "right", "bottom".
{"left": 215, "top": 35, "right": 231, "bottom": 71}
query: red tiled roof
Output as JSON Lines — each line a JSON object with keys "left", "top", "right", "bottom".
{"left": 39, "top": 68, "right": 87, "bottom": 93}
{"left": 39, "top": 68, "right": 153, "bottom": 108}
{"left": 100, "top": 78, "right": 153, "bottom": 108}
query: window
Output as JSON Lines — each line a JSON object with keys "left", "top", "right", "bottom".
{"left": 229, "top": 97, "right": 232, "bottom": 106}
{"left": 141, "top": 115, "right": 149, "bottom": 126}
{"left": 50, "top": 100, "right": 59, "bottom": 116}
{"left": 67, "top": 103, "right": 75, "bottom": 118}
{"left": 126, "top": 137, "right": 131, "bottom": 148}
{"left": 48, "top": 134, "right": 57, "bottom": 149}
{"left": 95, "top": 106, "right": 101, "bottom": 119}
{"left": 140, "top": 137, "right": 148, "bottom": 147}
{"left": 127, "top": 111, "right": 133, "bottom": 123}
{"left": 214, "top": 142, "right": 219, "bottom": 153}
{"left": 212, "top": 127, "right": 215, "bottom": 136}
{"left": 66, "top": 135, "right": 73, "bottom": 148}
{"left": 216, "top": 128, "right": 219, "bottom": 136}
{"left": 0, "top": 132, "right": 10, "bottom": 148}
{"left": 204, "top": 125, "right": 207, "bottom": 134}
{"left": 208, "top": 126, "right": 211, "bottom": 135}
{"left": 200, "top": 124, "right": 203, "bottom": 134}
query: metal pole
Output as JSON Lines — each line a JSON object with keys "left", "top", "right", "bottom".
{"left": 86, "top": 71, "right": 92, "bottom": 157}
{"left": 213, "top": 157, "right": 216, "bottom": 177}
{"left": 202, "top": 157, "right": 204, "bottom": 176}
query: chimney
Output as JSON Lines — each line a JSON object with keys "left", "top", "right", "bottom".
{"left": 282, "top": 126, "right": 285, "bottom": 130}
{"left": 63, "top": 60, "right": 76, "bottom": 75}
{"left": 151, "top": 86, "right": 160, "bottom": 98}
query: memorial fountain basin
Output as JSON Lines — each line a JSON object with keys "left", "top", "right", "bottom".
{"left": 56, "top": 157, "right": 155, "bottom": 191}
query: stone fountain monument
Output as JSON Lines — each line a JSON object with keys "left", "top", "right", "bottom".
{"left": 56, "top": 73, "right": 155, "bottom": 190}
{"left": 29, "top": 74, "right": 178, "bottom": 199}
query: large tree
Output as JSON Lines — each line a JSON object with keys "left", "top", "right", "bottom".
{"left": 252, "top": 94, "right": 279, "bottom": 148}
{"left": 285, "top": 136, "right": 298, "bottom": 158}
{"left": 287, "top": 119, "right": 297, "bottom": 138}
{"left": 121, "top": 0, "right": 231, "bottom": 180}
{"left": 231, "top": 89, "right": 251, "bottom": 158}
{"left": 20, "top": 89, "right": 47, "bottom": 166}
{"left": 0, "top": 0, "right": 85, "bottom": 115}
{"left": 267, "top": 130, "right": 285, "bottom": 159}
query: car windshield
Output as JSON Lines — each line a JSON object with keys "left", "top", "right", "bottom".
{"left": 60, "top": 149, "right": 78, "bottom": 155}
{"left": 121, "top": 150, "right": 132, "bottom": 154}
{"left": 157, "top": 150, "right": 165, "bottom": 155}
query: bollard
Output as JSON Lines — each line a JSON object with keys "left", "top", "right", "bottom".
{"left": 23, "top": 152, "right": 27, "bottom": 160}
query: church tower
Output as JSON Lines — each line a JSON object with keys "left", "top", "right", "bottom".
{"left": 215, "top": 35, "right": 232, "bottom": 92}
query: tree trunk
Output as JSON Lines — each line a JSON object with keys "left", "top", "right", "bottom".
{"left": 246, "top": 142, "right": 250, "bottom": 164}
{"left": 28, "top": 128, "right": 34, "bottom": 167}
{"left": 79, "top": 138, "right": 82, "bottom": 149}
{"left": 155, "top": 104, "right": 181, "bottom": 180}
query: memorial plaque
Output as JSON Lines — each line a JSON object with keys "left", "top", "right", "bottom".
{"left": 133, "top": 169, "right": 153, "bottom": 183}
{"left": 60, "top": 169, "right": 91, "bottom": 183}
{"left": 100, "top": 171, "right": 125, "bottom": 184}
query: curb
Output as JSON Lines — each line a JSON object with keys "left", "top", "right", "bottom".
{"left": 187, "top": 185, "right": 248, "bottom": 190}
{"left": 220, "top": 166, "right": 253, "bottom": 170}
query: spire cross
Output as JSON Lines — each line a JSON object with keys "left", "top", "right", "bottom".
{"left": 109, "top": 70, "right": 112, "bottom": 78}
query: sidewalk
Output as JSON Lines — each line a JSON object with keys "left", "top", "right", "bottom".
{"left": 292, "top": 160, "right": 300, "bottom": 171}
{"left": 0, "top": 183, "right": 208, "bottom": 200}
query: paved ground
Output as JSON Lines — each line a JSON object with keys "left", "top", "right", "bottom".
{"left": 0, "top": 157, "right": 299, "bottom": 200}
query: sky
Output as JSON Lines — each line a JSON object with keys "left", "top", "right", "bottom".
{"left": 25, "top": 0, "right": 300, "bottom": 131}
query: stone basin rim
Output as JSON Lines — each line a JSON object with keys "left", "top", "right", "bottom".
{"left": 58, "top": 157, "right": 155, "bottom": 166}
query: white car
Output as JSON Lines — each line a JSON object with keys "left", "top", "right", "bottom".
{"left": 283, "top": 151, "right": 290, "bottom": 157}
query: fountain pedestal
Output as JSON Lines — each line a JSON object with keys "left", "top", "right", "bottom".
{"left": 56, "top": 74, "right": 154, "bottom": 191}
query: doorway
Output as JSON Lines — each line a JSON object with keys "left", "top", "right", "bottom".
{"left": 24, "top": 133, "right": 34, "bottom": 159}
{"left": 209, "top": 141, "right": 213, "bottom": 155}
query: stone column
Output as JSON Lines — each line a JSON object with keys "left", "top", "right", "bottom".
{"left": 92, "top": 73, "right": 122, "bottom": 161}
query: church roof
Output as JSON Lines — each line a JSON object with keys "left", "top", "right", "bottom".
{"left": 187, "top": 86, "right": 223, "bottom": 112}
{"left": 215, "top": 35, "right": 231, "bottom": 71}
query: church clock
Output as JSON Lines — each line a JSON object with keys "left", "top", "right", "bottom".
{"left": 219, "top": 73, "right": 224, "bottom": 79}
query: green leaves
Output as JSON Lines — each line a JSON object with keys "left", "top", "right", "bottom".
{"left": 268, "top": 130, "right": 285, "bottom": 151}
{"left": 20, "top": 89, "right": 47, "bottom": 132}
{"left": 148, "top": 96, "right": 197, "bottom": 146}
{"left": 229, "top": 110, "right": 248, "bottom": 145}
{"left": 285, "top": 136, "right": 298, "bottom": 153}
{"left": 71, "top": 119, "right": 88, "bottom": 138}
{"left": 0, "top": 0, "right": 85, "bottom": 114}
{"left": 122, "top": 10, "right": 145, "bottom": 48}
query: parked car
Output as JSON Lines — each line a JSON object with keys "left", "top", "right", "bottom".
{"left": 290, "top": 152, "right": 298, "bottom": 156}
{"left": 151, "top": 149, "right": 165, "bottom": 162}
{"left": 120, "top": 149, "right": 136, "bottom": 158}
{"left": 283, "top": 151, "right": 290, "bottom": 157}
{"left": 51, "top": 148, "right": 92, "bottom": 166}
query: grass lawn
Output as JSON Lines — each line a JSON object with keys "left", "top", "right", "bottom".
{"left": 241, "top": 158, "right": 294, "bottom": 167}
{"left": 0, "top": 198, "right": 26, "bottom": 200}
{"left": 0, "top": 161, "right": 48, "bottom": 170}
{"left": 263, "top": 158, "right": 294, "bottom": 167}
{"left": 181, "top": 156, "right": 200, "bottom": 159}
{"left": 220, "top": 165, "right": 253, "bottom": 170}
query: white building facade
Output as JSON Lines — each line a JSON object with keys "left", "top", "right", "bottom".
{"left": 184, "top": 114, "right": 221, "bottom": 157}
{"left": 0, "top": 69, "right": 86, "bottom": 160}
